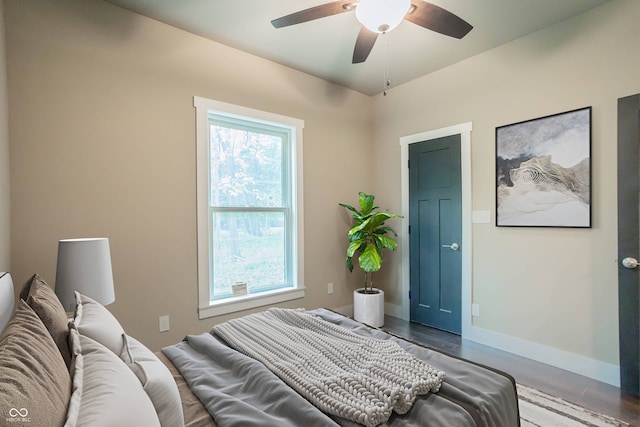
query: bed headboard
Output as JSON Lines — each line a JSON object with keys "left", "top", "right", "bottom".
{"left": 0, "top": 272, "right": 15, "bottom": 334}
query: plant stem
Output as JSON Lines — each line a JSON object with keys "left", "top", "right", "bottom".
{"left": 363, "top": 272, "right": 372, "bottom": 293}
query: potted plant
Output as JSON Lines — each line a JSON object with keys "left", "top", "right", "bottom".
{"left": 339, "top": 192, "right": 402, "bottom": 327}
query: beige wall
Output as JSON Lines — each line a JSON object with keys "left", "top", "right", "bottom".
{"left": 5, "top": 0, "right": 372, "bottom": 350}
{"left": 372, "top": 0, "right": 639, "bottom": 381}
{"left": 0, "top": 1, "right": 9, "bottom": 271}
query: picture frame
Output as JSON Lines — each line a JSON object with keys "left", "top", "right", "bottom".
{"left": 495, "top": 107, "right": 592, "bottom": 228}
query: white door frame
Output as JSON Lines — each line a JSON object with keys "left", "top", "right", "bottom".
{"left": 399, "top": 122, "right": 473, "bottom": 337}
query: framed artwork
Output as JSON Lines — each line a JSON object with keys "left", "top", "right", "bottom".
{"left": 495, "top": 107, "right": 592, "bottom": 227}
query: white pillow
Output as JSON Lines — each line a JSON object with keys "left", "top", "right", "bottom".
{"left": 71, "top": 292, "right": 125, "bottom": 355}
{"left": 120, "top": 334, "right": 185, "bottom": 427}
{"left": 65, "top": 329, "right": 160, "bottom": 427}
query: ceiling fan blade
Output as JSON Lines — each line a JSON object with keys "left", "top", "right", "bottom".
{"left": 271, "top": 1, "right": 355, "bottom": 28}
{"left": 405, "top": 1, "right": 473, "bottom": 39}
{"left": 352, "top": 26, "right": 378, "bottom": 64}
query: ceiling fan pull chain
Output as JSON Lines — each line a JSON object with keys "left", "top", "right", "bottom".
{"left": 383, "top": 33, "right": 391, "bottom": 96}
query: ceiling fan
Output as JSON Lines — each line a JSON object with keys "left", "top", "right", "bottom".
{"left": 271, "top": 0, "right": 473, "bottom": 64}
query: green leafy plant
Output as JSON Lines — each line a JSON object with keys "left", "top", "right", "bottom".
{"left": 339, "top": 192, "right": 402, "bottom": 294}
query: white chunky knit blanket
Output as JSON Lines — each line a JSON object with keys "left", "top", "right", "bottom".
{"left": 212, "top": 308, "right": 446, "bottom": 427}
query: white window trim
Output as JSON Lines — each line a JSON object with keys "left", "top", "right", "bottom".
{"left": 194, "top": 96, "right": 305, "bottom": 319}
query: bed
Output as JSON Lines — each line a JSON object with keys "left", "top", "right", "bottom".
{"left": 0, "top": 272, "right": 520, "bottom": 427}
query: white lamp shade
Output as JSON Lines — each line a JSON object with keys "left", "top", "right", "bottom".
{"left": 55, "top": 238, "right": 115, "bottom": 312}
{"left": 355, "top": 0, "right": 411, "bottom": 33}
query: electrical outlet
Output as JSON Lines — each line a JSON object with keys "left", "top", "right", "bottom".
{"left": 328, "top": 282, "right": 334, "bottom": 294}
{"left": 159, "top": 315, "right": 170, "bottom": 332}
{"left": 472, "top": 304, "right": 480, "bottom": 317}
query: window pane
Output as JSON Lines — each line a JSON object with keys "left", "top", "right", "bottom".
{"left": 211, "top": 211, "right": 287, "bottom": 300}
{"left": 209, "top": 125, "right": 283, "bottom": 208}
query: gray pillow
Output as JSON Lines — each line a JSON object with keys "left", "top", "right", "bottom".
{"left": 120, "top": 334, "right": 185, "bottom": 427}
{"left": 0, "top": 300, "right": 70, "bottom": 427}
{"left": 70, "top": 292, "right": 125, "bottom": 355}
{"left": 65, "top": 329, "right": 161, "bottom": 427}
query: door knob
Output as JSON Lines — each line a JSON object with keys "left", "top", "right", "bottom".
{"left": 442, "top": 243, "right": 459, "bottom": 251}
{"left": 622, "top": 257, "right": 639, "bottom": 269}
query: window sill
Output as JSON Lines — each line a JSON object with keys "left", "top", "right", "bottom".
{"left": 198, "top": 287, "right": 305, "bottom": 319}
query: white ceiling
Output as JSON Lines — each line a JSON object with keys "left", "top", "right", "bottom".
{"left": 105, "top": 0, "right": 612, "bottom": 96}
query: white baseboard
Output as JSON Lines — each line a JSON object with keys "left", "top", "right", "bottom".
{"left": 464, "top": 325, "right": 620, "bottom": 387}
{"left": 384, "top": 302, "right": 405, "bottom": 319}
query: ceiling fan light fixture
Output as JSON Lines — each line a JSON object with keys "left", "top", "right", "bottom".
{"left": 355, "top": 0, "right": 411, "bottom": 33}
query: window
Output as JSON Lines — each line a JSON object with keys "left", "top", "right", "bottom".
{"left": 195, "top": 96, "right": 304, "bottom": 318}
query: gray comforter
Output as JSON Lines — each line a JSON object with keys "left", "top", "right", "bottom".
{"left": 162, "top": 309, "right": 519, "bottom": 427}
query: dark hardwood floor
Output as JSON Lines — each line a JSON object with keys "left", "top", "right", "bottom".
{"left": 382, "top": 315, "right": 640, "bottom": 426}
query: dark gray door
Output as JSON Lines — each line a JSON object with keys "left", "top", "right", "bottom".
{"left": 617, "top": 93, "right": 640, "bottom": 397}
{"left": 409, "top": 135, "right": 462, "bottom": 333}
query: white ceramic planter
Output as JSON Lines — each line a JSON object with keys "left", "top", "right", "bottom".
{"left": 353, "top": 288, "right": 384, "bottom": 327}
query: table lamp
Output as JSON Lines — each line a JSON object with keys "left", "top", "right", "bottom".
{"left": 55, "top": 237, "right": 115, "bottom": 312}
